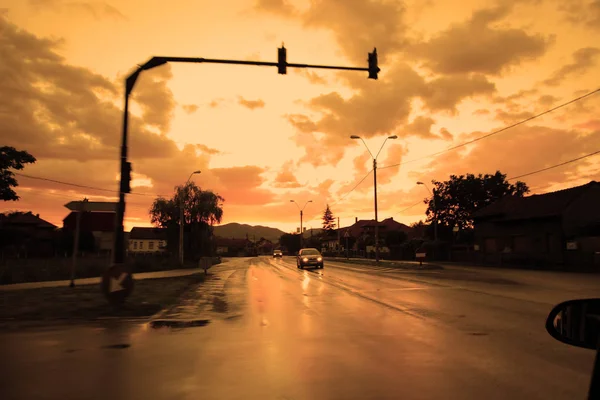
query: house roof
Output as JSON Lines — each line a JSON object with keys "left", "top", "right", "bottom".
{"left": 130, "top": 227, "right": 168, "bottom": 240}
{"left": 63, "top": 211, "right": 115, "bottom": 232}
{"left": 473, "top": 181, "right": 599, "bottom": 221}
{"left": 338, "top": 217, "right": 413, "bottom": 238}
{"left": 1, "top": 212, "right": 56, "bottom": 229}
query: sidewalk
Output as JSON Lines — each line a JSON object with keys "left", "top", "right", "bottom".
{"left": 327, "top": 256, "right": 441, "bottom": 269}
{"left": 0, "top": 268, "right": 208, "bottom": 292}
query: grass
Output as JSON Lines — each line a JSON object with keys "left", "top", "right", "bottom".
{"left": 0, "top": 273, "right": 206, "bottom": 326}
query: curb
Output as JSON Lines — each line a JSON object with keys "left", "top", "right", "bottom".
{"left": 328, "top": 258, "right": 444, "bottom": 270}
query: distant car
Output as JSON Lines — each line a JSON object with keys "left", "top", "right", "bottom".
{"left": 297, "top": 248, "right": 324, "bottom": 269}
{"left": 273, "top": 249, "right": 283, "bottom": 258}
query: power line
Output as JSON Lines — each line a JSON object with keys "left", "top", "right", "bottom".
{"left": 379, "top": 87, "right": 600, "bottom": 170}
{"left": 394, "top": 200, "right": 424, "bottom": 216}
{"left": 13, "top": 172, "right": 165, "bottom": 198}
{"left": 507, "top": 149, "right": 600, "bottom": 181}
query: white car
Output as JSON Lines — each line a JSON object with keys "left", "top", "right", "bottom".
{"left": 273, "top": 249, "right": 283, "bottom": 258}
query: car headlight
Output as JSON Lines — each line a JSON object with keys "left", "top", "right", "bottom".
{"left": 317, "top": 257, "right": 322, "bottom": 262}
{"left": 303, "top": 257, "right": 308, "bottom": 262}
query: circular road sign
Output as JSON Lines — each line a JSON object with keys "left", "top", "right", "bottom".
{"left": 101, "top": 264, "right": 134, "bottom": 305}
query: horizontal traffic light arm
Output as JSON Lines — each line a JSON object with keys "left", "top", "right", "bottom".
{"left": 127, "top": 55, "right": 375, "bottom": 93}
{"left": 141, "top": 56, "right": 370, "bottom": 72}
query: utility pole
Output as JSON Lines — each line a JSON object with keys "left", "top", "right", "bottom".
{"left": 112, "top": 47, "right": 380, "bottom": 278}
{"left": 417, "top": 181, "right": 438, "bottom": 242}
{"left": 180, "top": 171, "right": 201, "bottom": 265}
{"left": 291, "top": 200, "right": 311, "bottom": 250}
{"left": 351, "top": 134, "right": 398, "bottom": 264}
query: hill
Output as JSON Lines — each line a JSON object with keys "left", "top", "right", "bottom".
{"left": 213, "top": 223, "right": 286, "bottom": 243}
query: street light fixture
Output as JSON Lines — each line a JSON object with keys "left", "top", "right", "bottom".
{"left": 180, "top": 170, "right": 201, "bottom": 265}
{"left": 350, "top": 134, "right": 398, "bottom": 264}
{"left": 290, "top": 199, "right": 312, "bottom": 249}
{"left": 417, "top": 181, "right": 438, "bottom": 242}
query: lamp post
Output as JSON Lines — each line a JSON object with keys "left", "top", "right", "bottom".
{"left": 290, "top": 200, "right": 312, "bottom": 250}
{"left": 417, "top": 181, "right": 438, "bottom": 242}
{"left": 180, "top": 170, "right": 201, "bottom": 265}
{"left": 350, "top": 134, "right": 398, "bottom": 264}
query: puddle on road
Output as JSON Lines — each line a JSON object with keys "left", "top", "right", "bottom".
{"left": 102, "top": 343, "right": 131, "bottom": 349}
{"left": 149, "top": 319, "right": 210, "bottom": 329}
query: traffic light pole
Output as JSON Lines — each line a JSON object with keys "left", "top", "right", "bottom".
{"left": 112, "top": 48, "right": 380, "bottom": 270}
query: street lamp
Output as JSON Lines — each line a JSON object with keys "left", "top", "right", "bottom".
{"left": 417, "top": 181, "right": 438, "bottom": 242}
{"left": 351, "top": 134, "right": 398, "bottom": 264}
{"left": 180, "top": 170, "right": 201, "bottom": 265}
{"left": 290, "top": 199, "right": 312, "bottom": 249}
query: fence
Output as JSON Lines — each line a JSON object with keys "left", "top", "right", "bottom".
{"left": 0, "top": 252, "right": 222, "bottom": 285}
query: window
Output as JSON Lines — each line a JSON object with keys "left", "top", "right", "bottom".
{"left": 140, "top": 241, "right": 144, "bottom": 250}
{"left": 149, "top": 241, "right": 154, "bottom": 250}
{"left": 133, "top": 241, "right": 137, "bottom": 250}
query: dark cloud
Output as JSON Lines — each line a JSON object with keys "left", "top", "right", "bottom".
{"left": 131, "top": 64, "right": 176, "bottom": 132}
{"left": 182, "top": 104, "right": 199, "bottom": 114}
{"left": 273, "top": 161, "right": 302, "bottom": 188}
{"left": 494, "top": 109, "right": 535, "bottom": 124}
{"left": 404, "top": 116, "right": 437, "bottom": 139}
{"left": 542, "top": 47, "right": 600, "bottom": 86}
{"left": 301, "top": 0, "right": 408, "bottom": 64}
{"left": 421, "top": 74, "right": 497, "bottom": 113}
{"left": 195, "top": 144, "right": 221, "bottom": 155}
{"left": 537, "top": 94, "right": 559, "bottom": 108}
{"left": 28, "top": 0, "right": 126, "bottom": 20}
{"left": 411, "top": 5, "right": 552, "bottom": 75}
{"left": 560, "top": 0, "right": 600, "bottom": 32}
{"left": 238, "top": 96, "right": 266, "bottom": 110}
{"left": 253, "top": 0, "right": 297, "bottom": 17}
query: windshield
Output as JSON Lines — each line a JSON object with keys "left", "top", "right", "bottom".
{"left": 301, "top": 249, "right": 321, "bottom": 256}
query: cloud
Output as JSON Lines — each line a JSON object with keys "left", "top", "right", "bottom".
{"left": 238, "top": 96, "right": 266, "bottom": 110}
{"left": 28, "top": 0, "right": 126, "bottom": 20}
{"left": 376, "top": 143, "right": 407, "bottom": 185}
{"left": 473, "top": 109, "right": 491, "bottom": 116}
{"left": 418, "top": 124, "right": 600, "bottom": 194}
{"left": 211, "top": 166, "right": 275, "bottom": 205}
{"left": 300, "top": 0, "right": 408, "bottom": 63}
{"left": 0, "top": 16, "right": 273, "bottom": 230}
{"left": 411, "top": 5, "right": 552, "bottom": 75}
{"left": 182, "top": 104, "right": 199, "bottom": 114}
{"left": 560, "top": 0, "right": 600, "bottom": 32}
{"left": 208, "top": 98, "right": 225, "bottom": 108}
{"left": 295, "top": 70, "right": 328, "bottom": 85}
{"left": 273, "top": 161, "right": 302, "bottom": 188}
{"left": 542, "top": 47, "right": 600, "bottom": 86}
{"left": 131, "top": 64, "right": 176, "bottom": 132}
{"left": 253, "top": 0, "right": 297, "bottom": 17}
{"left": 537, "top": 94, "right": 559, "bottom": 108}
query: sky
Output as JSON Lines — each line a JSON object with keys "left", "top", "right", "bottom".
{"left": 0, "top": 0, "right": 599, "bottom": 234}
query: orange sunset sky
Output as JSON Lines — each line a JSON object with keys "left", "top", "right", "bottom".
{"left": 0, "top": 0, "right": 599, "bottom": 234}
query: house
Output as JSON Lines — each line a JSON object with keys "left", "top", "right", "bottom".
{"left": 336, "top": 217, "right": 414, "bottom": 250}
{"left": 214, "top": 237, "right": 253, "bottom": 256}
{"left": 256, "top": 238, "right": 274, "bottom": 255}
{"left": 63, "top": 211, "right": 115, "bottom": 252}
{"left": 128, "top": 227, "right": 168, "bottom": 254}
{"left": 473, "top": 181, "right": 600, "bottom": 268}
{"left": 0, "top": 212, "right": 57, "bottom": 257}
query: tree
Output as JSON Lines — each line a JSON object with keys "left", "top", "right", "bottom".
{"left": 149, "top": 182, "right": 225, "bottom": 259}
{"left": 279, "top": 233, "right": 301, "bottom": 254}
{"left": 321, "top": 204, "right": 336, "bottom": 232}
{"left": 385, "top": 230, "right": 408, "bottom": 248}
{"left": 1, "top": 147, "right": 36, "bottom": 201}
{"left": 424, "top": 171, "right": 529, "bottom": 232}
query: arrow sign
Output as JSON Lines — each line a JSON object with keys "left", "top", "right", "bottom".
{"left": 102, "top": 265, "right": 134, "bottom": 305}
{"left": 109, "top": 273, "right": 129, "bottom": 293}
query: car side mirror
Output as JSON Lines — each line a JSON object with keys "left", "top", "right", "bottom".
{"left": 546, "top": 298, "right": 600, "bottom": 350}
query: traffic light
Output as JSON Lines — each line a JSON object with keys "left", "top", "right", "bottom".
{"left": 121, "top": 161, "right": 132, "bottom": 194}
{"left": 368, "top": 48, "right": 380, "bottom": 80}
{"left": 278, "top": 45, "right": 287, "bottom": 75}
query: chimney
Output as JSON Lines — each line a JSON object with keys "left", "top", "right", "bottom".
{"left": 390, "top": 217, "right": 393, "bottom": 221}
{"left": 355, "top": 217, "right": 358, "bottom": 223}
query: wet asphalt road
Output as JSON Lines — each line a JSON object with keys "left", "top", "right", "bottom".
{"left": 1, "top": 256, "right": 599, "bottom": 400}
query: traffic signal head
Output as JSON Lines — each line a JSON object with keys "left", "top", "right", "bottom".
{"left": 121, "top": 161, "right": 132, "bottom": 194}
{"left": 278, "top": 45, "right": 287, "bottom": 75}
{"left": 368, "top": 48, "right": 380, "bottom": 80}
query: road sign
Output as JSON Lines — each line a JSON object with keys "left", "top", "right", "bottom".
{"left": 101, "top": 265, "right": 134, "bottom": 305}
{"left": 344, "top": 231, "right": 350, "bottom": 238}
{"left": 65, "top": 201, "right": 118, "bottom": 212}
